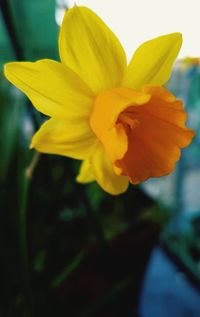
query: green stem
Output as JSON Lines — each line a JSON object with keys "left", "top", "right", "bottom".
{"left": 52, "top": 250, "right": 85, "bottom": 288}
{"left": 19, "top": 172, "right": 34, "bottom": 317}
{"left": 18, "top": 152, "right": 40, "bottom": 317}
{"left": 25, "top": 152, "right": 40, "bottom": 179}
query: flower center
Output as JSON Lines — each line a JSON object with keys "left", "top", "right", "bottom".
{"left": 117, "top": 109, "right": 140, "bottom": 132}
{"left": 89, "top": 87, "right": 150, "bottom": 162}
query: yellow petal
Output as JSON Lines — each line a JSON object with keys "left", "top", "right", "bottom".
{"left": 59, "top": 6, "right": 126, "bottom": 93}
{"left": 76, "top": 160, "right": 95, "bottom": 183}
{"left": 91, "top": 144, "right": 129, "bottom": 195}
{"left": 31, "top": 118, "right": 97, "bottom": 160}
{"left": 4, "top": 59, "right": 93, "bottom": 120}
{"left": 123, "top": 33, "right": 182, "bottom": 89}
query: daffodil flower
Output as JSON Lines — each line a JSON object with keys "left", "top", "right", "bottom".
{"left": 4, "top": 6, "right": 194, "bottom": 195}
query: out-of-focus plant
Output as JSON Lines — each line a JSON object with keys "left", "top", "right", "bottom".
{"left": 0, "top": 76, "right": 20, "bottom": 184}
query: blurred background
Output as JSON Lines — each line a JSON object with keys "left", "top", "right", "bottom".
{"left": 1, "top": 1, "right": 200, "bottom": 316}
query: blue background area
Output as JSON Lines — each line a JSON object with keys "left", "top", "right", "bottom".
{"left": 139, "top": 247, "right": 200, "bottom": 317}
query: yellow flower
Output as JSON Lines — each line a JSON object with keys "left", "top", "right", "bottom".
{"left": 181, "top": 57, "right": 200, "bottom": 70}
{"left": 4, "top": 6, "right": 194, "bottom": 195}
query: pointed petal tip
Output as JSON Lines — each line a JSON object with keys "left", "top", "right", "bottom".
{"left": 156, "top": 32, "right": 182, "bottom": 42}
{"left": 3, "top": 62, "right": 12, "bottom": 79}
{"left": 30, "top": 134, "right": 38, "bottom": 150}
{"left": 173, "top": 32, "right": 182, "bottom": 38}
{"left": 59, "top": 4, "right": 126, "bottom": 93}
{"left": 4, "top": 61, "right": 20, "bottom": 71}
{"left": 169, "top": 32, "right": 183, "bottom": 45}
{"left": 29, "top": 141, "right": 34, "bottom": 149}
{"left": 64, "top": 5, "right": 90, "bottom": 17}
{"left": 123, "top": 31, "right": 183, "bottom": 89}
{"left": 3, "top": 61, "right": 26, "bottom": 82}
{"left": 4, "top": 62, "right": 27, "bottom": 86}
{"left": 168, "top": 32, "right": 182, "bottom": 38}
{"left": 75, "top": 175, "right": 81, "bottom": 183}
